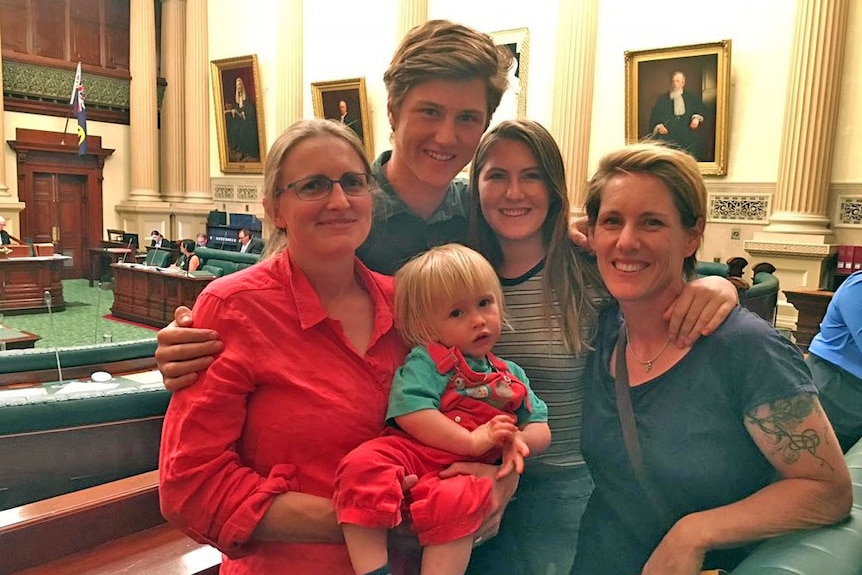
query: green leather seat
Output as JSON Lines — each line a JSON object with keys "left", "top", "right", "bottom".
{"left": 195, "top": 247, "right": 260, "bottom": 277}
{"left": 731, "top": 438, "right": 862, "bottom": 574}
{"left": 696, "top": 260, "right": 780, "bottom": 325}
{"left": 144, "top": 249, "right": 173, "bottom": 267}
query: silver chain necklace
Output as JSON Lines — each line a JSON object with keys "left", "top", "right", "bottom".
{"left": 625, "top": 326, "right": 671, "bottom": 373}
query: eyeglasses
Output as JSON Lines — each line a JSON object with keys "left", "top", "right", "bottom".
{"left": 276, "top": 172, "right": 375, "bottom": 201}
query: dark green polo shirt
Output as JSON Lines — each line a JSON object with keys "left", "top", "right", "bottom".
{"left": 357, "top": 151, "right": 471, "bottom": 275}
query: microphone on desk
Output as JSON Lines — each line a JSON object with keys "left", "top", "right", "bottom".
{"left": 119, "top": 236, "right": 134, "bottom": 264}
{"left": 44, "top": 290, "right": 64, "bottom": 385}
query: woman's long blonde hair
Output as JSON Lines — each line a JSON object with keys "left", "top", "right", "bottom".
{"left": 468, "top": 120, "right": 603, "bottom": 354}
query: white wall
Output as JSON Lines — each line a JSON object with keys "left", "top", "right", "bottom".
{"left": 590, "top": 0, "right": 797, "bottom": 181}
{"left": 207, "top": 1, "right": 280, "bottom": 176}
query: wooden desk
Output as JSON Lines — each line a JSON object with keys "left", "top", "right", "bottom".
{"left": 0, "top": 256, "right": 69, "bottom": 313}
{"left": 111, "top": 264, "right": 214, "bottom": 328}
{"left": 87, "top": 247, "right": 134, "bottom": 287}
{"left": 0, "top": 327, "right": 40, "bottom": 350}
{"left": 783, "top": 289, "right": 834, "bottom": 352}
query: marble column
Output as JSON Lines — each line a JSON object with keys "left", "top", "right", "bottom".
{"left": 549, "top": 0, "right": 599, "bottom": 212}
{"left": 275, "top": 0, "right": 303, "bottom": 135}
{"left": 184, "top": 0, "right": 210, "bottom": 203}
{"left": 0, "top": 14, "right": 8, "bottom": 198}
{"left": 745, "top": 0, "right": 850, "bottom": 328}
{"left": 397, "top": 0, "right": 427, "bottom": 39}
{"left": 127, "top": 0, "right": 160, "bottom": 202}
{"left": 763, "top": 0, "right": 850, "bottom": 236}
{"left": 159, "top": 0, "right": 186, "bottom": 204}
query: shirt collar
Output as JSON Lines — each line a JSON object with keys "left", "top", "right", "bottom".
{"left": 371, "top": 150, "right": 471, "bottom": 223}
{"left": 278, "top": 250, "right": 395, "bottom": 337}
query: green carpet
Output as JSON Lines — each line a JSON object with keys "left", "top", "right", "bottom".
{"left": 1, "top": 279, "right": 157, "bottom": 349}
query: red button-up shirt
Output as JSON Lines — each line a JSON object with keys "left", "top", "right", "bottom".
{"left": 159, "top": 250, "right": 408, "bottom": 574}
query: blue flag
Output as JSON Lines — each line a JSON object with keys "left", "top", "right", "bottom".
{"left": 70, "top": 62, "right": 87, "bottom": 155}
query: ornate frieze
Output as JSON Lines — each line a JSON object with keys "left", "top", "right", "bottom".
{"left": 835, "top": 196, "right": 862, "bottom": 228}
{"left": 2, "top": 59, "right": 164, "bottom": 115}
{"left": 708, "top": 193, "right": 771, "bottom": 223}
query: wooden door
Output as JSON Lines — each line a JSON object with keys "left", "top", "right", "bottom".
{"left": 9, "top": 128, "right": 114, "bottom": 281}
{"left": 31, "top": 172, "right": 86, "bottom": 279}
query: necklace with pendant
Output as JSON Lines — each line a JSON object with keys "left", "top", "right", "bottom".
{"left": 625, "top": 326, "right": 671, "bottom": 372}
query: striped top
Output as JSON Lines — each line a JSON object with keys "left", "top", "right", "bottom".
{"left": 495, "top": 260, "right": 609, "bottom": 475}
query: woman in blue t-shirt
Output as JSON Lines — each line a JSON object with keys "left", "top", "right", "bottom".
{"left": 571, "top": 142, "right": 851, "bottom": 575}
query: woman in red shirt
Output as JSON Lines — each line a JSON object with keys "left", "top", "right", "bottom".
{"left": 158, "top": 119, "right": 409, "bottom": 574}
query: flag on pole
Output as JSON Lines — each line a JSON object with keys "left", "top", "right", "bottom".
{"left": 69, "top": 62, "right": 87, "bottom": 155}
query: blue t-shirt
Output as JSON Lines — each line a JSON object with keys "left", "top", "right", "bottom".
{"left": 808, "top": 270, "right": 862, "bottom": 380}
{"left": 572, "top": 305, "right": 817, "bottom": 575}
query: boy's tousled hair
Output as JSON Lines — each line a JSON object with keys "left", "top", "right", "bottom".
{"left": 394, "top": 243, "right": 506, "bottom": 348}
{"left": 384, "top": 19, "right": 513, "bottom": 126}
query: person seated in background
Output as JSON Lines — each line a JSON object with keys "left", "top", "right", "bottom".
{"left": 196, "top": 233, "right": 208, "bottom": 248}
{"left": 237, "top": 228, "right": 264, "bottom": 254}
{"left": 172, "top": 240, "right": 201, "bottom": 273}
{"left": 570, "top": 142, "right": 851, "bottom": 575}
{"left": 0, "top": 216, "right": 22, "bottom": 245}
{"left": 806, "top": 269, "right": 862, "bottom": 453}
{"left": 151, "top": 230, "right": 168, "bottom": 249}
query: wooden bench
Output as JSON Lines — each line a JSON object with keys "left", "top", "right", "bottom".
{"left": 0, "top": 471, "right": 221, "bottom": 575}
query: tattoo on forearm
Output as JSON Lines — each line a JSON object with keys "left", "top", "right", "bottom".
{"left": 745, "top": 394, "right": 833, "bottom": 470}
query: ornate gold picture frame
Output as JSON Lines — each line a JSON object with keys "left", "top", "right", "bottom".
{"left": 490, "top": 27, "right": 530, "bottom": 123}
{"left": 310, "top": 77, "right": 374, "bottom": 160}
{"left": 211, "top": 54, "right": 267, "bottom": 174}
{"left": 625, "top": 40, "right": 732, "bottom": 176}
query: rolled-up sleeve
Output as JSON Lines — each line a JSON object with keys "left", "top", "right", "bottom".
{"left": 158, "top": 291, "right": 297, "bottom": 556}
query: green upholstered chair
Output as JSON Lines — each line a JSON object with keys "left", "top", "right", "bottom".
{"left": 730, "top": 437, "right": 862, "bottom": 574}
{"left": 696, "top": 259, "right": 780, "bottom": 325}
{"left": 195, "top": 247, "right": 260, "bottom": 278}
{"left": 144, "top": 248, "right": 173, "bottom": 267}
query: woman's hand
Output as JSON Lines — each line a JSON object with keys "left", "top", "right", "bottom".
{"left": 438, "top": 461, "right": 519, "bottom": 544}
{"left": 641, "top": 517, "right": 705, "bottom": 575}
{"left": 664, "top": 275, "right": 737, "bottom": 347}
{"left": 156, "top": 306, "right": 223, "bottom": 391}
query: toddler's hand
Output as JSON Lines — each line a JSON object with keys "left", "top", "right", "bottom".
{"left": 497, "top": 432, "right": 530, "bottom": 479}
{"left": 469, "top": 414, "right": 517, "bottom": 456}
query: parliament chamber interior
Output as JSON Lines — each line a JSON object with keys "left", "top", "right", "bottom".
{"left": 0, "top": 0, "right": 860, "bottom": 573}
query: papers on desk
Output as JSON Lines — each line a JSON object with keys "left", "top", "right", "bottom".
{"left": 122, "top": 370, "right": 164, "bottom": 386}
{"left": 56, "top": 380, "right": 121, "bottom": 394}
{"left": 0, "top": 386, "right": 48, "bottom": 400}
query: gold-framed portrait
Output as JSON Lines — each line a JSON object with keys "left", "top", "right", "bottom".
{"left": 310, "top": 77, "right": 374, "bottom": 160}
{"left": 625, "top": 40, "right": 732, "bottom": 176}
{"left": 490, "top": 27, "right": 529, "bottom": 123}
{"left": 211, "top": 54, "right": 267, "bottom": 174}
